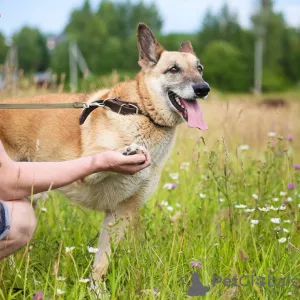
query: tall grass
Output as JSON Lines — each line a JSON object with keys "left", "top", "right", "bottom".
{"left": 0, "top": 86, "right": 299, "bottom": 299}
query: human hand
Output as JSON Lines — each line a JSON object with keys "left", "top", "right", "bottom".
{"left": 0, "top": 140, "right": 13, "bottom": 168}
{"left": 96, "top": 147, "right": 151, "bottom": 175}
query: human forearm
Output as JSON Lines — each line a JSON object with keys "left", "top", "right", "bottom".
{"left": 2, "top": 156, "right": 98, "bottom": 200}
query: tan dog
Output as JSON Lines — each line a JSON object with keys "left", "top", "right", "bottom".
{"left": 0, "top": 23, "right": 210, "bottom": 283}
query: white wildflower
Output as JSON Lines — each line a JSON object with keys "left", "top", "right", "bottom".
{"left": 199, "top": 193, "right": 206, "bottom": 198}
{"left": 163, "top": 183, "right": 176, "bottom": 190}
{"left": 160, "top": 201, "right": 168, "bottom": 206}
{"left": 65, "top": 246, "right": 75, "bottom": 254}
{"left": 180, "top": 162, "right": 190, "bottom": 170}
{"left": 235, "top": 204, "right": 247, "bottom": 209}
{"left": 280, "top": 191, "right": 287, "bottom": 196}
{"left": 79, "top": 278, "right": 90, "bottom": 283}
{"left": 268, "top": 132, "right": 276, "bottom": 137}
{"left": 269, "top": 206, "right": 279, "bottom": 211}
{"left": 169, "top": 173, "right": 179, "bottom": 180}
{"left": 239, "top": 145, "right": 249, "bottom": 151}
{"left": 219, "top": 198, "right": 225, "bottom": 202}
{"left": 167, "top": 206, "right": 174, "bottom": 212}
{"left": 273, "top": 197, "right": 279, "bottom": 202}
{"left": 287, "top": 197, "right": 293, "bottom": 202}
{"left": 41, "top": 207, "right": 47, "bottom": 212}
{"left": 87, "top": 247, "right": 99, "bottom": 254}
{"left": 271, "top": 218, "right": 281, "bottom": 224}
{"left": 279, "top": 205, "right": 286, "bottom": 211}
{"left": 283, "top": 228, "right": 289, "bottom": 233}
{"left": 252, "top": 194, "right": 259, "bottom": 200}
{"left": 57, "top": 276, "right": 66, "bottom": 281}
{"left": 251, "top": 220, "right": 259, "bottom": 225}
{"left": 283, "top": 220, "right": 292, "bottom": 223}
{"left": 244, "top": 208, "right": 255, "bottom": 212}
{"left": 258, "top": 207, "right": 270, "bottom": 212}
{"left": 278, "top": 237, "right": 287, "bottom": 243}
{"left": 56, "top": 289, "right": 65, "bottom": 295}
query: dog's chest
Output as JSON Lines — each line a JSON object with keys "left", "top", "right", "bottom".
{"left": 63, "top": 128, "right": 175, "bottom": 211}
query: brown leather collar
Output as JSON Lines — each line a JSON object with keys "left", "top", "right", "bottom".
{"left": 79, "top": 97, "right": 164, "bottom": 127}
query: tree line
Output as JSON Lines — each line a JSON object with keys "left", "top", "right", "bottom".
{"left": 0, "top": 0, "right": 299, "bottom": 92}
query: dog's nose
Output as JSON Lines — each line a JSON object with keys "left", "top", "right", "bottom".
{"left": 192, "top": 82, "right": 210, "bottom": 98}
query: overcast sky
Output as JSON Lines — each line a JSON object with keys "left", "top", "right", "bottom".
{"left": 1, "top": 0, "right": 299, "bottom": 37}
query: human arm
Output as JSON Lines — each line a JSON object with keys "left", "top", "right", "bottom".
{"left": 0, "top": 140, "right": 151, "bottom": 200}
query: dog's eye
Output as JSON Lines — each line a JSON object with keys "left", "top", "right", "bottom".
{"left": 197, "top": 65, "right": 203, "bottom": 73}
{"left": 169, "top": 66, "right": 179, "bottom": 74}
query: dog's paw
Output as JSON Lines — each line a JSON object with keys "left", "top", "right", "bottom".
{"left": 122, "top": 143, "right": 146, "bottom": 156}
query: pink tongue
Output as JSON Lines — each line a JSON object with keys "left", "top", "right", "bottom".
{"left": 181, "top": 99, "right": 208, "bottom": 130}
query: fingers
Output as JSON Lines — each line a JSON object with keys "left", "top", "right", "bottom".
{"left": 142, "top": 147, "right": 151, "bottom": 164}
{"left": 122, "top": 162, "right": 150, "bottom": 175}
{"left": 121, "top": 153, "right": 147, "bottom": 165}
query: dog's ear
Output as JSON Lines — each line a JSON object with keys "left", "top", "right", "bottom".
{"left": 137, "top": 23, "right": 164, "bottom": 68}
{"left": 179, "top": 41, "right": 195, "bottom": 55}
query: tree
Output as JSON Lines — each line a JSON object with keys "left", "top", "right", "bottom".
{"left": 202, "top": 41, "right": 249, "bottom": 92}
{"left": 97, "top": 0, "right": 163, "bottom": 39}
{"left": 198, "top": 5, "right": 254, "bottom": 91}
{"left": 0, "top": 32, "right": 8, "bottom": 64}
{"left": 13, "top": 27, "right": 49, "bottom": 72}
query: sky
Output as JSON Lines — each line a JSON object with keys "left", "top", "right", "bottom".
{"left": 0, "top": 0, "right": 299, "bottom": 37}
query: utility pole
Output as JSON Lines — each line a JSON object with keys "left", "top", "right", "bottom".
{"left": 254, "top": 0, "right": 270, "bottom": 95}
{"left": 69, "top": 41, "right": 91, "bottom": 92}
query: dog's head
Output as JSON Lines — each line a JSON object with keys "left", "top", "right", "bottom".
{"left": 137, "top": 23, "right": 209, "bottom": 130}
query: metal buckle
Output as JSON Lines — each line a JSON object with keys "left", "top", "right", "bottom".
{"left": 118, "top": 103, "right": 139, "bottom": 114}
{"left": 73, "top": 102, "right": 89, "bottom": 108}
{"left": 88, "top": 98, "right": 116, "bottom": 108}
{"left": 88, "top": 102, "right": 104, "bottom": 108}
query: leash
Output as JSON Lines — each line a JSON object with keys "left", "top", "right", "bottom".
{"left": 0, "top": 97, "right": 163, "bottom": 126}
{"left": 0, "top": 102, "right": 89, "bottom": 109}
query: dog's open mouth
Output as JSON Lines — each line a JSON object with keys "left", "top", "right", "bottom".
{"left": 168, "top": 91, "right": 208, "bottom": 130}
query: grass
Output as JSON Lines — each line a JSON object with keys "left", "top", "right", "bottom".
{"left": 0, "top": 89, "right": 300, "bottom": 299}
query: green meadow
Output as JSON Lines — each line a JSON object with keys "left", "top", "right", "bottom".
{"left": 0, "top": 91, "right": 300, "bottom": 299}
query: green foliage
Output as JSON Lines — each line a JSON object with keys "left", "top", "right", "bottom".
{"left": 50, "top": 41, "right": 69, "bottom": 76}
{"left": 0, "top": 32, "right": 8, "bottom": 63}
{"left": 262, "top": 67, "right": 291, "bottom": 92}
{"left": 202, "top": 41, "right": 249, "bottom": 92}
{"left": 13, "top": 27, "right": 49, "bottom": 72}
{"left": 3, "top": 0, "right": 300, "bottom": 92}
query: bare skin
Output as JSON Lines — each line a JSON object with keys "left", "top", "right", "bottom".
{"left": 0, "top": 140, "right": 151, "bottom": 259}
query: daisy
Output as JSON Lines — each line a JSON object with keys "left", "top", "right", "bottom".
{"left": 278, "top": 237, "right": 287, "bottom": 243}
{"left": 271, "top": 218, "right": 281, "bottom": 224}
{"left": 87, "top": 247, "right": 99, "bottom": 254}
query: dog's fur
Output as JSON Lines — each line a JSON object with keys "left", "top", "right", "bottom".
{"left": 0, "top": 24, "right": 208, "bottom": 282}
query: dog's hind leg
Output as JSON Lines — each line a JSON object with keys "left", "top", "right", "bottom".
{"left": 91, "top": 195, "right": 140, "bottom": 285}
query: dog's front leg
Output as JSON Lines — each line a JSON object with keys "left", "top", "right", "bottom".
{"left": 92, "top": 195, "right": 139, "bottom": 282}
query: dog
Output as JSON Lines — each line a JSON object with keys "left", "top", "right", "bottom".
{"left": 0, "top": 23, "right": 210, "bottom": 284}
